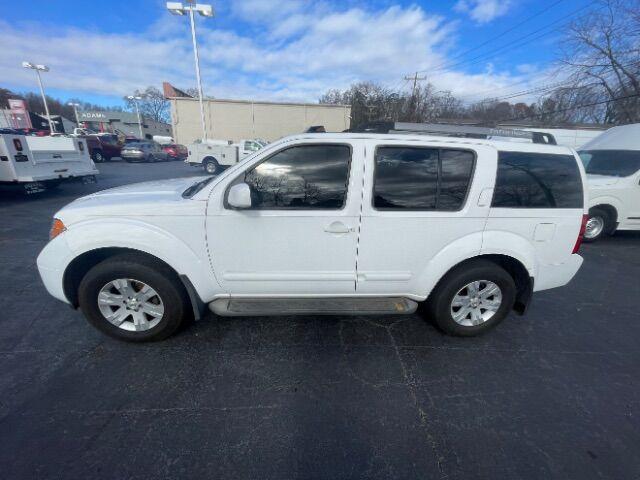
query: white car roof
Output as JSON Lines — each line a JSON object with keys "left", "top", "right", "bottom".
{"left": 580, "top": 123, "right": 640, "bottom": 151}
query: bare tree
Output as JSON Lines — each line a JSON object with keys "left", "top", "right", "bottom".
{"left": 124, "top": 86, "right": 170, "bottom": 123}
{"left": 551, "top": 0, "right": 640, "bottom": 123}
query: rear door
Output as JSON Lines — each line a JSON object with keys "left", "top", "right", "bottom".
{"left": 356, "top": 140, "right": 495, "bottom": 297}
{"left": 486, "top": 149, "right": 584, "bottom": 274}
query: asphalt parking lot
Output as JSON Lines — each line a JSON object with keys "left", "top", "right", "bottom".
{"left": 1, "top": 159, "right": 639, "bottom": 479}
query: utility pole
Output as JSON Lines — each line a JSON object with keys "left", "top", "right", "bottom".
{"left": 403, "top": 72, "right": 427, "bottom": 121}
{"left": 22, "top": 62, "right": 55, "bottom": 133}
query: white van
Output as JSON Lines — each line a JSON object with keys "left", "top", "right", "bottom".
{"left": 37, "top": 132, "right": 587, "bottom": 341}
{"left": 0, "top": 134, "right": 99, "bottom": 193}
{"left": 578, "top": 123, "right": 640, "bottom": 241}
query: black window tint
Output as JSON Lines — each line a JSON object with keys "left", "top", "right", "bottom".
{"left": 439, "top": 150, "right": 475, "bottom": 210}
{"left": 374, "top": 147, "right": 474, "bottom": 210}
{"left": 244, "top": 145, "right": 350, "bottom": 209}
{"left": 580, "top": 150, "right": 640, "bottom": 177}
{"left": 374, "top": 147, "right": 438, "bottom": 209}
{"left": 492, "top": 151, "right": 583, "bottom": 208}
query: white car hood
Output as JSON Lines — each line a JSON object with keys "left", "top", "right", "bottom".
{"left": 57, "top": 176, "right": 209, "bottom": 225}
{"left": 587, "top": 174, "right": 620, "bottom": 187}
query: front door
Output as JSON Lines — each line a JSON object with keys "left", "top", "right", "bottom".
{"left": 206, "top": 141, "right": 363, "bottom": 296}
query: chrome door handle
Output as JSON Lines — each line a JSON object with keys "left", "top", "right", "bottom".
{"left": 324, "top": 221, "right": 352, "bottom": 234}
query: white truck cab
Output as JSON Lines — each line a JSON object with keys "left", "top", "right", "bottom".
{"left": 0, "top": 134, "right": 99, "bottom": 193}
{"left": 186, "top": 138, "right": 267, "bottom": 174}
{"left": 37, "top": 132, "right": 587, "bottom": 342}
{"left": 578, "top": 124, "right": 640, "bottom": 241}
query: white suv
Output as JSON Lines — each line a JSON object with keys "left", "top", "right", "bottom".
{"left": 37, "top": 133, "right": 588, "bottom": 341}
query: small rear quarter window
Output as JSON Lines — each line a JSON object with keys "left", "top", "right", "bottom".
{"left": 492, "top": 151, "right": 583, "bottom": 208}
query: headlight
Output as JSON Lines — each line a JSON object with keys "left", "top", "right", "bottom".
{"left": 49, "top": 218, "right": 66, "bottom": 240}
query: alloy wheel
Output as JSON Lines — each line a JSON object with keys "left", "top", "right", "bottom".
{"left": 450, "top": 280, "right": 502, "bottom": 326}
{"left": 97, "top": 278, "right": 164, "bottom": 332}
{"left": 584, "top": 215, "right": 605, "bottom": 240}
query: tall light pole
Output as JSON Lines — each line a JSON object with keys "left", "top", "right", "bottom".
{"left": 68, "top": 102, "right": 81, "bottom": 127}
{"left": 127, "top": 95, "right": 144, "bottom": 139}
{"left": 166, "top": 1, "right": 214, "bottom": 140}
{"left": 22, "top": 61, "right": 55, "bottom": 133}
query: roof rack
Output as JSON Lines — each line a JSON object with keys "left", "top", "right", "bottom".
{"left": 350, "top": 122, "right": 557, "bottom": 145}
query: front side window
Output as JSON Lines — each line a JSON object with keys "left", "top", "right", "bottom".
{"left": 579, "top": 150, "right": 640, "bottom": 177}
{"left": 492, "top": 151, "right": 583, "bottom": 208}
{"left": 242, "top": 144, "right": 351, "bottom": 209}
{"left": 373, "top": 147, "right": 475, "bottom": 210}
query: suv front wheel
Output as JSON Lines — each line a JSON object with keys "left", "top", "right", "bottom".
{"left": 425, "top": 260, "right": 516, "bottom": 337}
{"left": 78, "top": 253, "right": 190, "bottom": 342}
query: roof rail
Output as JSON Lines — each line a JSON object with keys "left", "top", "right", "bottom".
{"left": 351, "top": 122, "right": 557, "bottom": 145}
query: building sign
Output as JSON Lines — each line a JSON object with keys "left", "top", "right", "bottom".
{"left": 7, "top": 99, "right": 32, "bottom": 129}
{"left": 8, "top": 99, "right": 27, "bottom": 115}
{"left": 79, "top": 112, "right": 108, "bottom": 119}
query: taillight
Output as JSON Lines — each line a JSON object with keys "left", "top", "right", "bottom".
{"left": 572, "top": 214, "right": 589, "bottom": 254}
{"left": 13, "top": 138, "right": 23, "bottom": 151}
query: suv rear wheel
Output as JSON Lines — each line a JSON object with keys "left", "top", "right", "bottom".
{"left": 78, "top": 254, "right": 189, "bottom": 342}
{"left": 425, "top": 260, "right": 516, "bottom": 337}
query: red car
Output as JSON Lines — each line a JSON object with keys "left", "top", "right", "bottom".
{"left": 162, "top": 144, "right": 188, "bottom": 161}
{"left": 83, "top": 134, "right": 122, "bottom": 163}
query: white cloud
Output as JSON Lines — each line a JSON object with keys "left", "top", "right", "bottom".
{"left": 0, "top": 2, "right": 548, "bottom": 104}
{"left": 454, "top": 0, "right": 513, "bottom": 24}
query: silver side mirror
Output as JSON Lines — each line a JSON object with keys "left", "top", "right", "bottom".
{"left": 227, "top": 182, "right": 252, "bottom": 209}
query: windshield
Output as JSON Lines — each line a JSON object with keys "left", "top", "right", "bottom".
{"left": 182, "top": 177, "right": 214, "bottom": 198}
{"left": 579, "top": 150, "right": 640, "bottom": 177}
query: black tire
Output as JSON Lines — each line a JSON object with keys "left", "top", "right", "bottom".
{"left": 148, "top": 154, "right": 156, "bottom": 163}
{"left": 425, "top": 259, "right": 516, "bottom": 337}
{"left": 78, "top": 253, "right": 190, "bottom": 342}
{"left": 203, "top": 158, "right": 220, "bottom": 175}
{"left": 583, "top": 207, "right": 612, "bottom": 243}
{"left": 92, "top": 150, "right": 105, "bottom": 163}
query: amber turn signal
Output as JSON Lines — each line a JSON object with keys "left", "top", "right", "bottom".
{"left": 49, "top": 218, "right": 66, "bottom": 240}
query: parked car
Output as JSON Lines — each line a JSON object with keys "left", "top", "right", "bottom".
{"left": 37, "top": 132, "right": 587, "bottom": 342}
{"left": 83, "top": 134, "right": 122, "bottom": 163}
{"left": 578, "top": 123, "right": 640, "bottom": 241}
{"left": 162, "top": 143, "right": 188, "bottom": 161}
{"left": 186, "top": 138, "right": 267, "bottom": 174}
{"left": 121, "top": 141, "right": 169, "bottom": 163}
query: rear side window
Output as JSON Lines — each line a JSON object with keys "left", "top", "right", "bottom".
{"left": 374, "top": 147, "right": 475, "bottom": 210}
{"left": 492, "top": 151, "right": 583, "bottom": 208}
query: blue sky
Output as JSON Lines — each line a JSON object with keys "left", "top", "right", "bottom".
{"left": 0, "top": 0, "right": 592, "bottom": 108}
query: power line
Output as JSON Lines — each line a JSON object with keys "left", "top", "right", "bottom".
{"left": 404, "top": 0, "right": 599, "bottom": 81}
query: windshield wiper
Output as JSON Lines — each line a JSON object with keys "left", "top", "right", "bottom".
{"left": 182, "top": 177, "right": 214, "bottom": 198}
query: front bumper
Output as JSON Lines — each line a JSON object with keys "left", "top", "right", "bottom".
{"left": 36, "top": 234, "right": 76, "bottom": 304}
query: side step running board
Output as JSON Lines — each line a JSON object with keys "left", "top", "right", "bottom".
{"left": 208, "top": 297, "right": 418, "bottom": 317}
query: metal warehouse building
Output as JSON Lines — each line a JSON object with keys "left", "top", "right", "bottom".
{"left": 164, "top": 83, "right": 351, "bottom": 145}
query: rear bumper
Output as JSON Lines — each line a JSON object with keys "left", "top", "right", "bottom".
{"left": 533, "top": 254, "right": 584, "bottom": 292}
{"left": 36, "top": 234, "right": 75, "bottom": 304}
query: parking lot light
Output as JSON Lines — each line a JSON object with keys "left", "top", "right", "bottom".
{"left": 166, "top": 1, "right": 214, "bottom": 140}
{"left": 127, "top": 95, "right": 144, "bottom": 139}
{"left": 22, "top": 61, "right": 55, "bottom": 134}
